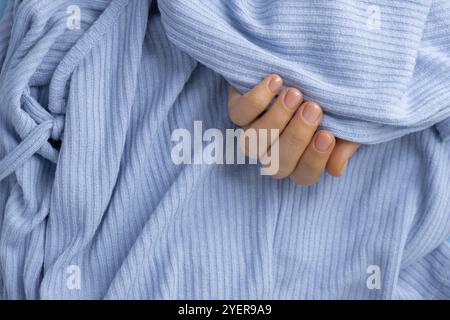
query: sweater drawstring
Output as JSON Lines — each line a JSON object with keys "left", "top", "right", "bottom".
{"left": 0, "top": 93, "right": 63, "bottom": 182}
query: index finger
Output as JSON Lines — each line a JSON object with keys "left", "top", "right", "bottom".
{"left": 228, "top": 75, "right": 283, "bottom": 127}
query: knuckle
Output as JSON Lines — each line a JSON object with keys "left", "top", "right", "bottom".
{"left": 287, "top": 132, "right": 309, "bottom": 148}
{"left": 245, "top": 92, "right": 269, "bottom": 111}
{"left": 302, "top": 160, "right": 323, "bottom": 174}
{"left": 270, "top": 112, "right": 289, "bottom": 129}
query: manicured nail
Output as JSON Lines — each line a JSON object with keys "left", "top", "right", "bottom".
{"left": 302, "top": 102, "right": 321, "bottom": 125}
{"left": 284, "top": 89, "right": 302, "bottom": 110}
{"left": 314, "top": 132, "right": 334, "bottom": 152}
{"left": 268, "top": 75, "right": 283, "bottom": 93}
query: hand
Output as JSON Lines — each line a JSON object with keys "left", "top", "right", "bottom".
{"left": 228, "top": 75, "right": 360, "bottom": 185}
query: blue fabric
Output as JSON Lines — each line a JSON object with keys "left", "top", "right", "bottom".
{"left": 0, "top": 1, "right": 5, "bottom": 18}
{"left": 0, "top": 0, "right": 449, "bottom": 299}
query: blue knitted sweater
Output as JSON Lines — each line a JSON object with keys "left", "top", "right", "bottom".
{"left": 0, "top": 0, "right": 449, "bottom": 299}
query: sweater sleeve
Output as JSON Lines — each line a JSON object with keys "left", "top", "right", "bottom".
{"left": 159, "top": 0, "right": 450, "bottom": 144}
{"left": 422, "top": 0, "right": 450, "bottom": 142}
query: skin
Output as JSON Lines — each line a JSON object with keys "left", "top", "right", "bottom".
{"left": 228, "top": 74, "right": 361, "bottom": 186}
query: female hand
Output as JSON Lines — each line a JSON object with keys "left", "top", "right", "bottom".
{"left": 228, "top": 75, "right": 360, "bottom": 185}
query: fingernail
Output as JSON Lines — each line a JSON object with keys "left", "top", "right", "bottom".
{"left": 302, "top": 102, "right": 321, "bottom": 125}
{"left": 314, "top": 132, "right": 334, "bottom": 152}
{"left": 284, "top": 89, "right": 302, "bottom": 110}
{"left": 268, "top": 75, "right": 283, "bottom": 93}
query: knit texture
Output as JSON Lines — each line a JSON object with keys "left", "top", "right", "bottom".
{"left": 0, "top": 1, "right": 5, "bottom": 18}
{"left": 0, "top": 0, "right": 449, "bottom": 299}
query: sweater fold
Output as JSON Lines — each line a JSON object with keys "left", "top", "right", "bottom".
{"left": 159, "top": 0, "right": 450, "bottom": 144}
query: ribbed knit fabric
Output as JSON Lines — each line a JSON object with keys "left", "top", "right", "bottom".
{"left": 0, "top": 2, "right": 5, "bottom": 18}
{"left": 0, "top": 0, "right": 449, "bottom": 299}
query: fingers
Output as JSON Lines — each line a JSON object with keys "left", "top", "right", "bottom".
{"left": 228, "top": 75, "right": 360, "bottom": 186}
{"left": 326, "top": 139, "right": 361, "bottom": 176}
{"left": 228, "top": 74, "right": 283, "bottom": 127}
{"left": 272, "top": 101, "right": 322, "bottom": 179}
{"left": 243, "top": 88, "right": 303, "bottom": 158}
{"left": 290, "top": 131, "right": 336, "bottom": 186}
